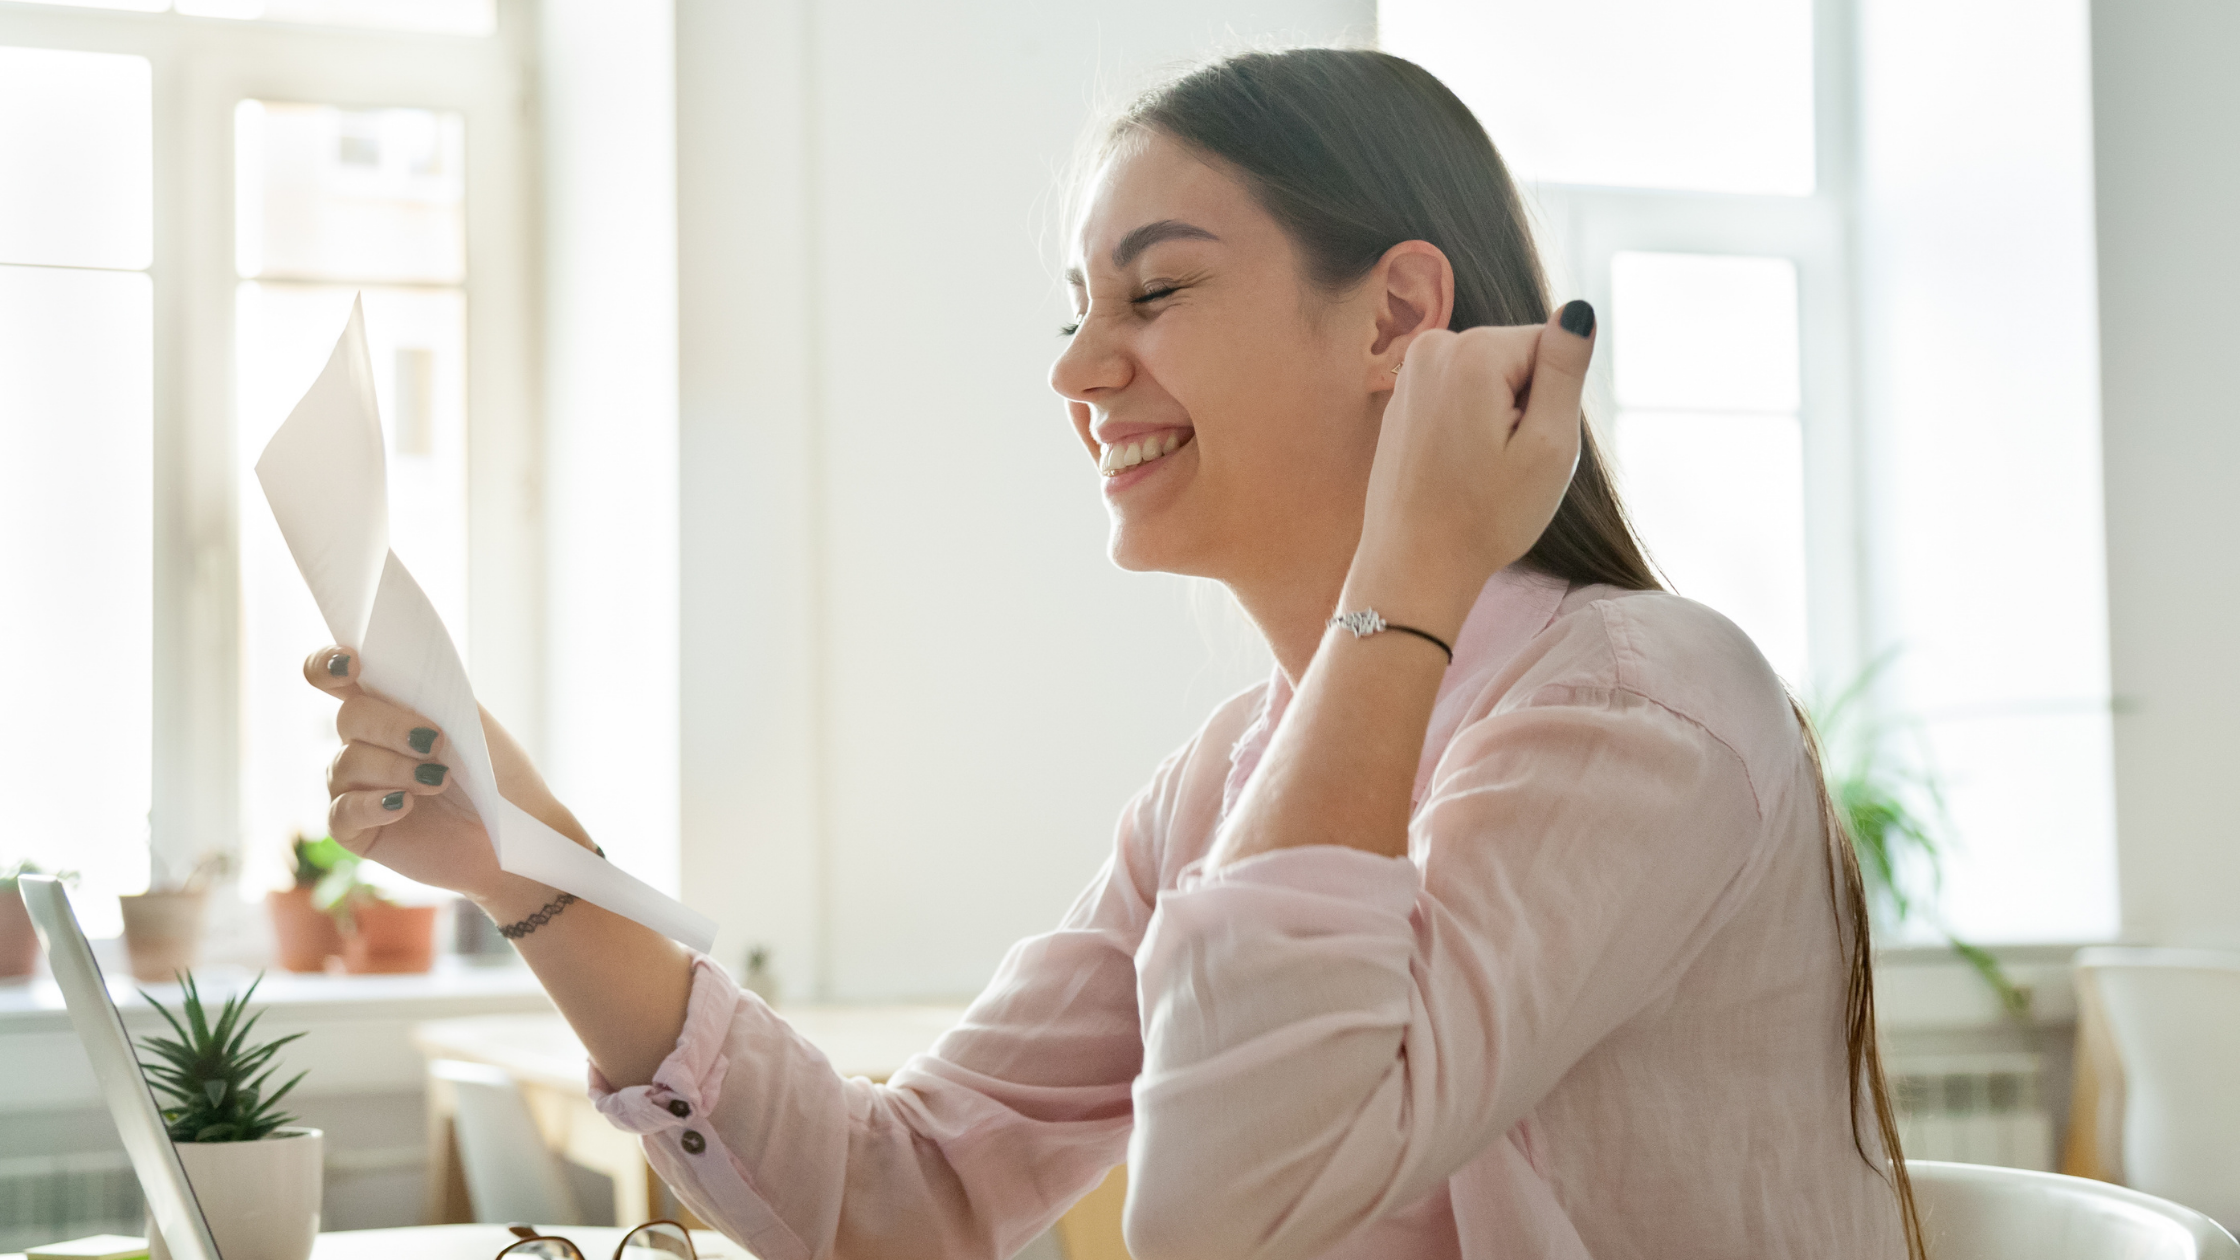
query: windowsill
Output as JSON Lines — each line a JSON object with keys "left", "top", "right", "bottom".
{"left": 0, "top": 957, "right": 555, "bottom": 1113}
{"left": 0, "top": 954, "right": 549, "bottom": 1034}
{"left": 1875, "top": 941, "right": 2105, "bottom": 1032}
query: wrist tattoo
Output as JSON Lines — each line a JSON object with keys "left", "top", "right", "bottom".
{"left": 497, "top": 892, "right": 577, "bottom": 939}
{"left": 492, "top": 843, "right": 604, "bottom": 940}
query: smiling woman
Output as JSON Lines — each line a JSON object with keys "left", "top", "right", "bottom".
{"left": 291, "top": 46, "right": 1916, "bottom": 1260}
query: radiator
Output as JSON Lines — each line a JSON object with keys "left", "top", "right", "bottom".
{"left": 0, "top": 1151, "right": 143, "bottom": 1252}
{"left": 1889, "top": 1050, "right": 2056, "bottom": 1171}
{"left": 0, "top": 1144, "right": 423, "bottom": 1249}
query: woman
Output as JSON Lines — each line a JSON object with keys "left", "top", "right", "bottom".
{"left": 307, "top": 49, "right": 1918, "bottom": 1260}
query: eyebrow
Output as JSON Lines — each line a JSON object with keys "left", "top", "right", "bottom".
{"left": 1065, "top": 219, "right": 1221, "bottom": 286}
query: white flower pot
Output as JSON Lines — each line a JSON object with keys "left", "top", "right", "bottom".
{"left": 148, "top": 1126, "right": 322, "bottom": 1260}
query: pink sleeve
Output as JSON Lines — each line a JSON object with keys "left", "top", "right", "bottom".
{"left": 589, "top": 775, "right": 1171, "bottom": 1260}
{"left": 1123, "top": 688, "right": 1776, "bottom": 1260}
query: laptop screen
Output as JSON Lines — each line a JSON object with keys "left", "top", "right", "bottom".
{"left": 18, "top": 876, "right": 223, "bottom": 1260}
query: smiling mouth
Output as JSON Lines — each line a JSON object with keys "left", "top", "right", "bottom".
{"left": 1098, "top": 430, "right": 1190, "bottom": 477}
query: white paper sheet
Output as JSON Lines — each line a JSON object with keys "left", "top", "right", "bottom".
{"left": 255, "top": 297, "right": 718, "bottom": 953}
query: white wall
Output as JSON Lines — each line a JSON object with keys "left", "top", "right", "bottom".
{"left": 540, "top": 0, "right": 682, "bottom": 896}
{"left": 677, "top": 0, "right": 1368, "bottom": 999}
{"left": 2090, "top": 1, "right": 2240, "bottom": 948}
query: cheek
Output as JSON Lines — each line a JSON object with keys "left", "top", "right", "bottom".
{"left": 1147, "top": 318, "right": 1357, "bottom": 477}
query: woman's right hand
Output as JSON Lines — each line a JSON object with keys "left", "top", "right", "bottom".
{"left": 302, "top": 645, "right": 595, "bottom": 903}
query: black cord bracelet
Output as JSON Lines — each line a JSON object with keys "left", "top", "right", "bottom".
{"left": 1327, "top": 608, "right": 1455, "bottom": 664}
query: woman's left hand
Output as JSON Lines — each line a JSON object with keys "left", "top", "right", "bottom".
{"left": 1349, "top": 301, "right": 1597, "bottom": 639}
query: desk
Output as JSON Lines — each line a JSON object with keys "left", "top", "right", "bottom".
{"left": 1, "top": 1225, "right": 753, "bottom": 1260}
{"left": 411, "top": 1010, "right": 1133, "bottom": 1259}
{"left": 412, "top": 1007, "right": 966, "bottom": 1226}
{"left": 314, "top": 1225, "right": 754, "bottom": 1258}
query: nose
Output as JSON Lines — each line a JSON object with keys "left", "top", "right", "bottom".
{"left": 1048, "top": 307, "right": 1132, "bottom": 404}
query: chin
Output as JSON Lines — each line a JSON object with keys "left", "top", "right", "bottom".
{"left": 1106, "top": 520, "right": 1223, "bottom": 579}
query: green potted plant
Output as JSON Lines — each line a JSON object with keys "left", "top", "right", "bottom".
{"left": 138, "top": 972, "right": 321, "bottom": 1260}
{"left": 267, "top": 835, "right": 346, "bottom": 973}
{"left": 312, "top": 849, "right": 436, "bottom": 975}
{"left": 1813, "top": 660, "right": 2029, "bottom": 1017}
{"left": 2, "top": 860, "right": 77, "bottom": 980}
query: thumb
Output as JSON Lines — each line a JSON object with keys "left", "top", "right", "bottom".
{"left": 1516, "top": 300, "right": 1595, "bottom": 453}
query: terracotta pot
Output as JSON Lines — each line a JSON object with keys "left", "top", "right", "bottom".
{"left": 266, "top": 887, "right": 343, "bottom": 973}
{"left": 340, "top": 901, "right": 437, "bottom": 974}
{"left": 149, "top": 1126, "right": 322, "bottom": 1260}
{"left": 120, "top": 889, "right": 209, "bottom": 984}
{"left": 0, "top": 886, "right": 38, "bottom": 979}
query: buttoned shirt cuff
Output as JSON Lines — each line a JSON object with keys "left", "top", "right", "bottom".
{"left": 588, "top": 953, "right": 741, "bottom": 1134}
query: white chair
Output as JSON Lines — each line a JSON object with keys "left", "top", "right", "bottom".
{"left": 430, "top": 1058, "right": 584, "bottom": 1225}
{"left": 2075, "top": 946, "right": 2240, "bottom": 1229}
{"left": 1909, "top": 1159, "right": 2240, "bottom": 1258}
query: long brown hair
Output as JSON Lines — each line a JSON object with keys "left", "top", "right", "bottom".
{"left": 1115, "top": 48, "right": 1924, "bottom": 1256}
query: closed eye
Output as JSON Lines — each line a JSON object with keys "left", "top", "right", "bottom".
{"left": 1059, "top": 282, "right": 1184, "bottom": 336}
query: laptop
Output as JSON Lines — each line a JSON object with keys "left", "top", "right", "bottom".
{"left": 19, "top": 875, "right": 224, "bottom": 1260}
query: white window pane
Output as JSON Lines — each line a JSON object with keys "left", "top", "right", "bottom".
{"left": 1616, "top": 412, "right": 1809, "bottom": 684}
{"left": 4, "top": 0, "right": 167, "bottom": 13}
{"left": 1380, "top": 0, "right": 1815, "bottom": 196}
{"left": 236, "top": 283, "right": 467, "bottom": 869}
{"left": 1860, "top": 0, "right": 2112, "bottom": 942}
{"left": 0, "top": 265, "right": 153, "bottom": 931}
{"left": 0, "top": 47, "right": 153, "bottom": 270}
{"left": 236, "top": 100, "right": 466, "bottom": 283}
{"left": 179, "top": 0, "right": 492, "bottom": 34}
{"left": 1914, "top": 712, "right": 2118, "bottom": 943}
{"left": 1613, "top": 252, "right": 1801, "bottom": 413}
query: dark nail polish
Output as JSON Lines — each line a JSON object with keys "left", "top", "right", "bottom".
{"left": 1559, "top": 299, "right": 1596, "bottom": 339}
{"left": 415, "top": 763, "right": 449, "bottom": 787}
{"left": 381, "top": 791, "right": 406, "bottom": 811}
{"left": 408, "top": 728, "right": 437, "bottom": 755}
{"left": 328, "top": 653, "right": 351, "bottom": 677}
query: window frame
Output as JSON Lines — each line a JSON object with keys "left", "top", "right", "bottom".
{"left": 1524, "top": 0, "right": 1865, "bottom": 696}
{"left": 0, "top": 0, "right": 539, "bottom": 890}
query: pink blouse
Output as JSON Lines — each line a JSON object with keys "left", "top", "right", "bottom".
{"left": 591, "top": 569, "right": 1909, "bottom": 1259}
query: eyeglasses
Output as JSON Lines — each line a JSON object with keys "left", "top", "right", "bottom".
{"left": 496, "top": 1220, "right": 698, "bottom": 1260}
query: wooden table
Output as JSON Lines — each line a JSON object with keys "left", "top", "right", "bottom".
{"left": 318, "top": 1224, "right": 754, "bottom": 1258}
{"left": 412, "top": 1009, "right": 1133, "bottom": 1259}
{"left": 412, "top": 1007, "right": 967, "bottom": 1226}
{"left": 3, "top": 1226, "right": 752, "bottom": 1260}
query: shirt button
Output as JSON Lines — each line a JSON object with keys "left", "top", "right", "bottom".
{"left": 680, "top": 1129, "right": 706, "bottom": 1155}
{"left": 667, "top": 1099, "right": 691, "bottom": 1118}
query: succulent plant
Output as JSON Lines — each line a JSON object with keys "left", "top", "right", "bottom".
{"left": 137, "top": 972, "right": 308, "bottom": 1142}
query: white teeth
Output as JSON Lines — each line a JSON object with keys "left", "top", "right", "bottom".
{"left": 1098, "top": 432, "right": 1188, "bottom": 476}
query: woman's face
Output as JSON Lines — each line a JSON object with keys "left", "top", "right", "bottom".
{"left": 1051, "top": 131, "right": 1385, "bottom": 583}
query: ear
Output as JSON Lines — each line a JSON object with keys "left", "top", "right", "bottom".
{"left": 1365, "top": 240, "right": 1455, "bottom": 385}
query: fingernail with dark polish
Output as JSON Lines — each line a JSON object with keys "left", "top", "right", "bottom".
{"left": 381, "top": 791, "right": 406, "bottom": 811}
{"left": 408, "top": 728, "right": 438, "bottom": 755}
{"left": 1559, "top": 299, "right": 1596, "bottom": 339}
{"left": 328, "top": 653, "right": 351, "bottom": 677}
{"left": 415, "top": 763, "right": 449, "bottom": 786}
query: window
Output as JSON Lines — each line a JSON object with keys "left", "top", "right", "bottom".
{"left": 1383, "top": 0, "right": 2117, "bottom": 943}
{"left": 235, "top": 101, "right": 472, "bottom": 877}
{"left": 0, "top": 46, "right": 155, "bottom": 933}
{"left": 0, "top": 1, "right": 531, "bottom": 919}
